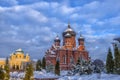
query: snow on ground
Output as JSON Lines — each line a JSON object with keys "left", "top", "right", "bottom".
{"left": 34, "top": 70, "right": 58, "bottom": 79}
{"left": 10, "top": 71, "right": 120, "bottom": 80}
{"left": 58, "top": 73, "right": 120, "bottom": 80}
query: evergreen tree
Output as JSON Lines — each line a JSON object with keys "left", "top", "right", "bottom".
{"left": 0, "top": 67, "right": 5, "bottom": 80}
{"left": 114, "top": 44, "right": 120, "bottom": 74}
{"left": 24, "top": 63, "right": 34, "bottom": 80}
{"left": 76, "top": 59, "right": 80, "bottom": 65}
{"left": 42, "top": 57, "right": 46, "bottom": 69}
{"left": 106, "top": 48, "right": 114, "bottom": 73}
{"left": 4, "top": 57, "right": 10, "bottom": 80}
{"left": 55, "top": 60, "right": 60, "bottom": 75}
{"left": 36, "top": 59, "right": 42, "bottom": 71}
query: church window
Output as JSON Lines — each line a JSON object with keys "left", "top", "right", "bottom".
{"left": 63, "top": 55, "right": 66, "bottom": 64}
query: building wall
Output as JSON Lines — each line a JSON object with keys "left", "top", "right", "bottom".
{"left": 9, "top": 52, "right": 30, "bottom": 70}
{"left": 0, "top": 59, "right": 5, "bottom": 69}
{"left": 0, "top": 49, "right": 30, "bottom": 70}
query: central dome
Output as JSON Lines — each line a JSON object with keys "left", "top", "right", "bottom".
{"left": 63, "top": 23, "right": 76, "bottom": 37}
{"left": 64, "top": 24, "right": 73, "bottom": 32}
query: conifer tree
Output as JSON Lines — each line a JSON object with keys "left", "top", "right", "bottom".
{"left": 114, "top": 44, "right": 120, "bottom": 74}
{"left": 42, "top": 57, "right": 46, "bottom": 69}
{"left": 0, "top": 67, "right": 5, "bottom": 80}
{"left": 76, "top": 59, "right": 80, "bottom": 65}
{"left": 24, "top": 63, "right": 34, "bottom": 80}
{"left": 106, "top": 48, "right": 114, "bottom": 73}
{"left": 4, "top": 57, "right": 10, "bottom": 80}
{"left": 55, "top": 60, "right": 60, "bottom": 75}
{"left": 36, "top": 59, "right": 42, "bottom": 71}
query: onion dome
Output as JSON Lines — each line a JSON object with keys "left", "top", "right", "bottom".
{"left": 54, "top": 35, "right": 60, "bottom": 42}
{"left": 65, "top": 24, "right": 73, "bottom": 32}
{"left": 63, "top": 23, "right": 76, "bottom": 37}
{"left": 15, "top": 48, "right": 24, "bottom": 53}
{"left": 78, "top": 34, "right": 84, "bottom": 41}
{"left": 64, "top": 32, "right": 71, "bottom": 38}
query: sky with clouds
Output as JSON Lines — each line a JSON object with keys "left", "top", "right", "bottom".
{"left": 0, "top": 0, "right": 120, "bottom": 61}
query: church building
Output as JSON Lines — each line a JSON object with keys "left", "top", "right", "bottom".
{"left": 0, "top": 48, "right": 30, "bottom": 70}
{"left": 45, "top": 23, "right": 90, "bottom": 70}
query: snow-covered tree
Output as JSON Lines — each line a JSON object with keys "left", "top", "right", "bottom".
{"left": 106, "top": 48, "right": 114, "bottom": 73}
{"left": 42, "top": 57, "right": 46, "bottom": 69}
{"left": 92, "top": 59, "right": 104, "bottom": 73}
{"left": 114, "top": 44, "right": 120, "bottom": 74}
{"left": 68, "top": 59, "right": 93, "bottom": 75}
{"left": 55, "top": 60, "right": 60, "bottom": 75}
{"left": 36, "top": 59, "right": 42, "bottom": 71}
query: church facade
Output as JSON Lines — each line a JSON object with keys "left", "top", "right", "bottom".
{"left": 45, "top": 24, "right": 90, "bottom": 70}
{"left": 0, "top": 48, "right": 30, "bottom": 70}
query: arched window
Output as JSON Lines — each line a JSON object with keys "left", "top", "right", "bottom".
{"left": 70, "top": 56, "right": 74, "bottom": 63}
{"left": 63, "top": 55, "right": 66, "bottom": 64}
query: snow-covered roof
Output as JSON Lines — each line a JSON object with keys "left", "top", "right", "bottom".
{"left": 64, "top": 23, "right": 74, "bottom": 32}
{"left": 79, "top": 34, "right": 84, "bottom": 39}
{"left": 15, "top": 48, "right": 24, "bottom": 54}
{"left": 55, "top": 35, "right": 60, "bottom": 40}
{"left": 16, "top": 48, "right": 23, "bottom": 52}
{"left": 65, "top": 33, "right": 71, "bottom": 37}
{"left": 65, "top": 28, "right": 73, "bottom": 32}
{"left": 51, "top": 51, "right": 55, "bottom": 54}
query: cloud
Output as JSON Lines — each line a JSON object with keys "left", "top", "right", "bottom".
{"left": 0, "top": 0, "right": 18, "bottom": 7}
{"left": 0, "top": 0, "right": 120, "bottom": 61}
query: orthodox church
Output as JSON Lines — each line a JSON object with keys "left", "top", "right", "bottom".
{"left": 45, "top": 23, "right": 90, "bottom": 70}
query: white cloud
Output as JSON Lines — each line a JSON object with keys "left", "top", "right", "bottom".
{"left": 29, "top": 1, "right": 50, "bottom": 9}
{"left": 108, "top": 16, "right": 120, "bottom": 25}
{"left": 0, "top": 0, "right": 120, "bottom": 60}
{"left": 60, "top": 5, "right": 75, "bottom": 14}
{"left": 82, "top": 24, "right": 95, "bottom": 35}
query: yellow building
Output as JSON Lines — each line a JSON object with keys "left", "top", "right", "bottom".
{"left": 0, "top": 58, "right": 6, "bottom": 69}
{"left": 0, "top": 48, "right": 30, "bottom": 70}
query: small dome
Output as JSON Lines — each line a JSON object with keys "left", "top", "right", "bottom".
{"left": 16, "top": 48, "right": 22, "bottom": 52}
{"left": 78, "top": 34, "right": 84, "bottom": 40}
{"left": 55, "top": 35, "right": 60, "bottom": 40}
{"left": 15, "top": 48, "right": 24, "bottom": 53}
{"left": 63, "top": 23, "right": 76, "bottom": 37}
{"left": 54, "top": 35, "right": 60, "bottom": 42}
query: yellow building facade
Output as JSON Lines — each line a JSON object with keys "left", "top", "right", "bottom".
{"left": 0, "top": 48, "right": 30, "bottom": 70}
{"left": 0, "top": 58, "right": 6, "bottom": 69}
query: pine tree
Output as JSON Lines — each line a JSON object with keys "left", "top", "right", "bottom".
{"left": 42, "top": 57, "right": 46, "bottom": 69}
{"left": 55, "top": 60, "right": 60, "bottom": 75}
{"left": 106, "top": 48, "right": 114, "bottom": 74}
{"left": 24, "top": 63, "right": 34, "bottom": 80}
{"left": 114, "top": 44, "right": 120, "bottom": 74}
{"left": 4, "top": 57, "right": 10, "bottom": 80}
{"left": 36, "top": 59, "right": 42, "bottom": 71}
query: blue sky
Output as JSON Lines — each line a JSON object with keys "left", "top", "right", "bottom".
{"left": 0, "top": 0, "right": 120, "bottom": 61}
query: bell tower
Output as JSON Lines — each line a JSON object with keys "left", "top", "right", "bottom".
{"left": 62, "top": 23, "right": 76, "bottom": 49}
{"left": 54, "top": 35, "right": 60, "bottom": 47}
{"left": 78, "top": 34, "right": 85, "bottom": 50}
